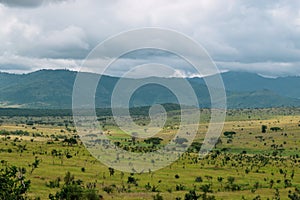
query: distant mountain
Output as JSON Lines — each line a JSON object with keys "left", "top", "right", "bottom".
{"left": 221, "top": 71, "right": 300, "bottom": 99}
{"left": 0, "top": 70, "right": 76, "bottom": 108}
{"left": 1, "top": 69, "right": 300, "bottom": 109}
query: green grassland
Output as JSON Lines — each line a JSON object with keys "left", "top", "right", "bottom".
{"left": 0, "top": 108, "right": 300, "bottom": 199}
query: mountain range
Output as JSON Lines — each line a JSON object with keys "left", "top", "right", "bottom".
{"left": 1, "top": 69, "right": 300, "bottom": 109}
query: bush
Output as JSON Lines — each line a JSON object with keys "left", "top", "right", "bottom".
{"left": 188, "top": 142, "right": 202, "bottom": 153}
{"left": 144, "top": 137, "right": 163, "bottom": 145}
{"left": 49, "top": 172, "right": 100, "bottom": 200}
{"left": 270, "top": 127, "right": 282, "bottom": 132}
{"left": 195, "top": 176, "right": 203, "bottom": 182}
{"left": 223, "top": 131, "right": 236, "bottom": 137}
{"left": 103, "top": 185, "right": 114, "bottom": 194}
{"left": 184, "top": 190, "right": 200, "bottom": 200}
{"left": 127, "top": 176, "right": 138, "bottom": 185}
{"left": 153, "top": 193, "right": 163, "bottom": 200}
{"left": 176, "top": 184, "right": 186, "bottom": 191}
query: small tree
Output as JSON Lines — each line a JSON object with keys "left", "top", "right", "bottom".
{"left": 108, "top": 167, "right": 115, "bottom": 176}
{"left": 30, "top": 157, "right": 41, "bottom": 174}
{"left": 262, "top": 125, "right": 267, "bottom": 133}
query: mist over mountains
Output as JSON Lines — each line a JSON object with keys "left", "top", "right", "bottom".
{"left": 1, "top": 69, "right": 300, "bottom": 109}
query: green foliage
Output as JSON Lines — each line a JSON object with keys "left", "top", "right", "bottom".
{"left": 227, "top": 176, "right": 235, "bottom": 184}
{"left": 49, "top": 172, "right": 100, "bottom": 200}
{"left": 195, "top": 176, "right": 203, "bottom": 183}
{"left": 270, "top": 127, "right": 282, "bottom": 132}
{"left": 0, "top": 164, "right": 31, "bottom": 200}
{"left": 63, "top": 138, "right": 77, "bottom": 146}
{"left": 176, "top": 184, "right": 186, "bottom": 191}
{"left": 288, "top": 188, "right": 300, "bottom": 200}
{"left": 184, "top": 190, "right": 200, "bottom": 200}
{"left": 103, "top": 185, "right": 114, "bottom": 194}
{"left": 144, "top": 137, "right": 163, "bottom": 145}
{"left": 30, "top": 156, "right": 41, "bottom": 174}
{"left": 153, "top": 193, "right": 164, "bottom": 200}
{"left": 223, "top": 131, "right": 236, "bottom": 138}
{"left": 127, "top": 176, "right": 138, "bottom": 185}
{"left": 188, "top": 142, "right": 202, "bottom": 153}
{"left": 108, "top": 167, "right": 115, "bottom": 176}
{"left": 200, "top": 184, "right": 213, "bottom": 193}
{"left": 47, "top": 177, "right": 61, "bottom": 188}
{"left": 262, "top": 125, "right": 267, "bottom": 133}
{"left": 0, "top": 108, "right": 300, "bottom": 199}
{"left": 0, "top": 129, "right": 30, "bottom": 136}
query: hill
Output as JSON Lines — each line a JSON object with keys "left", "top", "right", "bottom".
{"left": 1, "top": 69, "right": 300, "bottom": 109}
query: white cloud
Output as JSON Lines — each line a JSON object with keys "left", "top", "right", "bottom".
{"left": 0, "top": 54, "right": 80, "bottom": 73}
{"left": 0, "top": 0, "right": 300, "bottom": 77}
{"left": 217, "top": 61, "right": 300, "bottom": 77}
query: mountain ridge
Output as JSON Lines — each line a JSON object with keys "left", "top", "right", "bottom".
{"left": 1, "top": 69, "right": 300, "bottom": 109}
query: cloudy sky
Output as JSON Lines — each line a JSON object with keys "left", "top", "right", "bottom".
{"left": 0, "top": 0, "right": 300, "bottom": 77}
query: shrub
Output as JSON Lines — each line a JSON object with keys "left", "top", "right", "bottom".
{"left": 195, "top": 176, "right": 203, "bottom": 182}
{"left": 127, "top": 176, "right": 138, "bottom": 185}
{"left": 176, "top": 184, "right": 185, "bottom": 191}
{"left": 184, "top": 190, "right": 200, "bottom": 200}
{"left": 223, "top": 131, "right": 236, "bottom": 138}
{"left": 49, "top": 172, "right": 100, "bottom": 200}
{"left": 153, "top": 193, "right": 163, "bottom": 200}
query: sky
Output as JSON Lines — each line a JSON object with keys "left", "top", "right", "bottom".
{"left": 0, "top": 0, "right": 300, "bottom": 77}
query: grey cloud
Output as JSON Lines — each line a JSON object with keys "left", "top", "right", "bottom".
{"left": 0, "top": 63, "right": 32, "bottom": 71}
{"left": 0, "top": 0, "right": 69, "bottom": 8}
{"left": 0, "top": 54, "right": 80, "bottom": 74}
{"left": 1, "top": 0, "right": 300, "bottom": 77}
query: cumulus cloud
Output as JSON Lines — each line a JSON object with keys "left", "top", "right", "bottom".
{"left": 0, "top": 0, "right": 300, "bottom": 77}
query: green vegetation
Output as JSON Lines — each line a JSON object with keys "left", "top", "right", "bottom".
{"left": 0, "top": 107, "right": 300, "bottom": 199}
{"left": 0, "top": 164, "right": 31, "bottom": 200}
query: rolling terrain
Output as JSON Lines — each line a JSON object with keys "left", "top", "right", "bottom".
{"left": 1, "top": 69, "right": 300, "bottom": 108}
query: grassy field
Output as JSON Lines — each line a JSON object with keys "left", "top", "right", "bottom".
{"left": 0, "top": 108, "right": 300, "bottom": 199}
